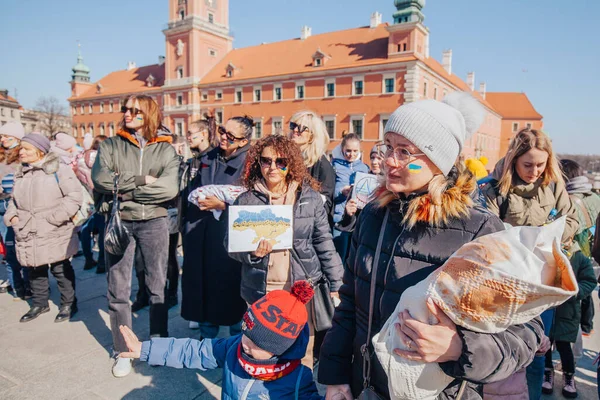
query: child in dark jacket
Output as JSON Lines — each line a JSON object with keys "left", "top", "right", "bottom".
{"left": 118, "top": 281, "right": 323, "bottom": 400}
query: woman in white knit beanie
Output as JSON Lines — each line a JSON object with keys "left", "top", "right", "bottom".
{"left": 318, "top": 93, "right": 547, "bottom": 400}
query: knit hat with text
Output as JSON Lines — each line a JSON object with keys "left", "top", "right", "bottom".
{"left": 383, "top": 92, "right": 485, "bottom": 176}
{"left": 242, "top": 281, "right": 314, "bottom": 356}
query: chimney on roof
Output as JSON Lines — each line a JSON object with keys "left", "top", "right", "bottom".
{"left": 466, "top": 72, "right": 475, "bottom": 91}
{"left": 158, "top": 56, "right": 165, "bottom": 66}
{"left": 0, "top": 89, "right": 8, "bottom": 98}
{"left": 127, "top": 61, "right": 137, "bottom": 71}
{"left": 301, "top": 26, "right": 312, "bottom": 40}
{"left": 370, "top": 12, "right": 382, "bottom": 28}
{"left": 479, "top": 82, "right": 487, "bottom": 99}
{"left": 442, "top": 50, "right": 452, "bottom": 75}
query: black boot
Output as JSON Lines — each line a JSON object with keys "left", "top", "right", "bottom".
{"left": 55, "top": 304, "right": 78, "bottom": 323}
{"left": 95, "top": 264, "right": 106, "bottom": 274}
{"left": 20, "top": 306, "right": 50, "bottom": 323}
{"left": 83, "top": 259, "right": 98, "bottom": 271}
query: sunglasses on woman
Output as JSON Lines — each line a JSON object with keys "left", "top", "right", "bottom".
{"left": 289, "top": 122, "right": 308, "bottom": 134}
{"left": 218, "top": 126, "right": 247, "bottom": 143}
{"left": 121, "top": 106, "right": 143, "bottom": 116}
{"left": 259, "top": 156, "right": 288, "bottom": 170}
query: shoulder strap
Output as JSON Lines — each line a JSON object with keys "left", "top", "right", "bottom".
{"left": 571, "top": 195, "right": 593, "bottom": 229}
{"left": 490, "top": 180, "right": 509, "bottom": 220}
{"left": 361, "top": 209, "right": 390, "bottom": 390}
{"left": 53, "top": 172, "right": 64, "bottom": 196}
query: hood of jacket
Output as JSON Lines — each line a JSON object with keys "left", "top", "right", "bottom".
{"left": 17, "top": 152, "right": 60, "bottom": 177}
{"left": 332, "top": 143, "right": 363, "bottom": 167}
{"left": 116, "top": 127, "right": 173, "bottom": 148}
{"left": 491, "top": 156, "right": 547, "bottom": 199}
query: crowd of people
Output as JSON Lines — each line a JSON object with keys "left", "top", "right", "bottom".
{"left": 0, "top": 92, "right": 599, "bottom": 400}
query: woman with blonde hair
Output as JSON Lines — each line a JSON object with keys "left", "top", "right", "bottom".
{"left": 482, "top": 128, "right": 579, "bottom": 400}
{"left": 319, "top": 93, "right": 544, "bottom": 399}
{"left": 289, "top": 111, "right": 335, "bottom": 220}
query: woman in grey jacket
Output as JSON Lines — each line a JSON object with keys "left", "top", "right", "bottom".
{"left": 5, "top": 134, "right": 82, "bottom": 324}
{"left": 229, "top": 135, "right": 343, "bottom": 368}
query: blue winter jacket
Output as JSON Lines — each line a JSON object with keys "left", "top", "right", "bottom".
{"left": 331, "top": 145, "right": 369, "bottom": 223}
{"left": 140, "top": 326, "right": 323, "bottom": 400}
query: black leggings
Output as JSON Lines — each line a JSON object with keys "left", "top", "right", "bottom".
{"left": 545, "top": 340, "right": 575, "bottom": 374}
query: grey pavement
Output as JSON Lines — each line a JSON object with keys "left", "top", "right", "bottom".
{"left": 0, "top": 254, "right": 597, "bottom": 399}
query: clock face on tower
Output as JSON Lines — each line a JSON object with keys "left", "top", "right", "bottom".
{"left": 205, "top": 0, "right": 217, "bottom": 8}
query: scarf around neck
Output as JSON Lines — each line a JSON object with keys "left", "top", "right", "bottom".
{"left": 254, "top": 180, "right": 299, "bottom": 205}
{"left": 236, "top": 343, "right": 301, "bottom": 382}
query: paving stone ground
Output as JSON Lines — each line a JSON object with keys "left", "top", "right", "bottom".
{"left": 0, "top": 255, "right": 597, "bottom": 399}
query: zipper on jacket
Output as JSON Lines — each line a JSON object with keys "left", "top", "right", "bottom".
{"left": 379, "top": 228, "right": 405, "bottom": 316}
{"left": 139, "top": 147, "right": 145, "bottom": 219}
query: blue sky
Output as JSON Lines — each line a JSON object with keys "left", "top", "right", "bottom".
{"left": 1, "top": 0, "right": 598, "bottom": 154}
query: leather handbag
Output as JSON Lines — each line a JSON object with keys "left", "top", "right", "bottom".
{"left": 104, "top": 173, "right": 130, "bottom": 256}
{"left": 291, "top": 248, "right": 335, "bottom": 332}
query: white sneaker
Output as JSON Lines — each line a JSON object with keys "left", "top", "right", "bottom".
{"left": 189, "top": 321, "right": 200, "bottom": 329}
{"left": 112, "top": 357, "right": 133, "bottom": 378}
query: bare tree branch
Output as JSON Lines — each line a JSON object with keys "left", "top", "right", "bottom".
{"left": 34, "top": 96, "right": 68, "bottom": 137}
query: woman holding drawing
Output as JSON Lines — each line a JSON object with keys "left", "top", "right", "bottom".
{"left": 229, "top": 134, "right": 343, "bottom": 368}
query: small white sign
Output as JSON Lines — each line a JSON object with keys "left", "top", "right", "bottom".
{"left": 351, "top": 172, "right": 379, "bottom": 209}
{"left": 228, "top": 205, "right": 294, "bottom": 253}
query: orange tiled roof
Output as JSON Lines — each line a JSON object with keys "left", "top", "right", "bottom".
{"left": 0, "top": 92, "right": 19, "bottom": 104}
{"left": 201, "top": 24, "right": 417, "bottom": 84}
{"left": 70, "top": 64, "right": 165, "bottom": 101}
{"left": 485, "top": 92, "right": 543, "bottom": 120}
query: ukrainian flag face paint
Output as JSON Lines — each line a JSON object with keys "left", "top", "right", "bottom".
{"left": 407, "top": 163, "right": 422, "bottom": 174}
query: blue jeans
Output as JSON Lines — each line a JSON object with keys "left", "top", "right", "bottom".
{"left": 81, "top": 213, "right": 105, "bottom": 265}
{"left": 526, "top": 309, "right": 555, "bottom": 400}
{"left": 198, "top": 321, "right": 242, "bottom": 339}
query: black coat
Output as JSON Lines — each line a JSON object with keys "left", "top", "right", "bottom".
{"left": 180, "top": 145, "right": 249, "bottom": 326}
{"left": 229, "top": 185, "right": 344, "bottom": 304}
{"left": 308, "top": 155, "right": 335, "bottom": 224}
{"left": 317, "top": 200, "right": 545, "bottom": 400}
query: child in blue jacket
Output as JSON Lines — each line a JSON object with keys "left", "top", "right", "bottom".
{"left": 118, "top": 281, "right": 323, "bottom": 400}
{"left": 332, "top": 133, "right": 369, "bottom": 260}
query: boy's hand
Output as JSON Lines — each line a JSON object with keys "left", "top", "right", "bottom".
{"left": 119, "top": 325, "right": 142, "bottom": 359}
{"left": 345, "top": 199, "right": 358, "bottom": 217}
{"left": 341, "top": 185, "right": 352, "bottom": 197}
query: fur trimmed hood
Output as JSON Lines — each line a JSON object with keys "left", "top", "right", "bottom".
{"left": 16, "top": 151, "right": 61, "bottom": 177}
{"left": 377, "top": 166, "right": 477, "bottom": 228}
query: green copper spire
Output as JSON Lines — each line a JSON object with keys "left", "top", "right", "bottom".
{"left": 72, "top": 43, "right": 91, "bottom": 83}
{"left": 393, "top": 0, "right": 425, "bottom": 24}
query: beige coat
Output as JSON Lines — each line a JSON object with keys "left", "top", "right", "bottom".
{"left": 4, "top": 152, "right": 82, "bottom": 267}
{"left": 483, "top": 169, "right": 578, "bottom": 243}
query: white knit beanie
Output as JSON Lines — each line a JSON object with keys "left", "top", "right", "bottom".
{"left": 383, "top": 92, "right": 485, "bottom": 176}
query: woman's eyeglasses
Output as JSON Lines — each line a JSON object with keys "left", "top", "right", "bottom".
{"left": 121, "top": 106, "right": 143, "bottom": 116}
{"left": 289, "top": 122, "right": 308, "bottom": 134}
{"left": 259, "top": 156, "right": 288, "bottom": 170}
{"left": 218, "top": 126, "right": 246, "bottom": 143}
{"left": 383, "top": 145, "right": 426, "bottom": 166}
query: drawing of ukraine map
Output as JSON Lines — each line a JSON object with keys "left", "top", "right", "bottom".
{"left": 228, "top": 205, "right": 294, "bottom": 253}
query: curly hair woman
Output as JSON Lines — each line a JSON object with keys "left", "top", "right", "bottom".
{"left": 229, "top": 134, "right": 343, "bottom": 368}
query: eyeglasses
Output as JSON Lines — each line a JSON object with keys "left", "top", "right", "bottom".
{"left": 383, "top": 145, "right": 426, "bottom": 166}
{"left": 218, "top": 126, "right": 246, "bottom": 143}
{"left": 289, "top": 122, "right": 308, "bottom": 134}
{"left": 259, "top": 156, "right": 288, "bottom": 170}
{"left": 121, "top": 106, "right": 143, "bottom": 116}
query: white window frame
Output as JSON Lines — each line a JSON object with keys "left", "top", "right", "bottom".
{"left": 109, "top": 102, "right": 114, "bottom": 113}
{"left": 253, "top": 118, "right": 264, "bottom": 139}
{"left": 72, "top": 106, "right": 77, "bottom": 116}
{"left": 324, "top": 78, "right": 336, "bottom": 98}
{"left": 352, "top": 76, "right": 365, "bottom": 96}
{"left": 273, "top": 84, "right": 283, "bottom": 101}
{"left": 295, "top": 81, "right": 305, "bottom": 100}
{"left": 176, "top": 66, "right": 184, "bottom": 79}
{"left": 235, "top": 88, "right": 243, "bottom": 104}
{"left": 209, "top": 49, "right": 217, "bottom": 57}
{"left": 215, "top": 108, "right": 224, "bottom": 124}
{"left": 423, "top": 80, "right": 428, "bottom": 98}
{"left": 100, "top": 123, "right": 105, "bottom": 136}
{"left": 512, "top": 122, "right": 519, "bottom": 132}
{"left": 201, "top": 91, "right": 208, "bottom": 101}
{"left": 322, "top": 115, "right": 336, "bottom": 140}
{"left": 433, "top": 86, "right": 438, "bottom": 100}
{"left": 109, "top": 123, "right": 115, "bottom": 137}
{"left": 216, "top": 90, "right": 223, "bottom": 101}
{"left": 272, "top": 117, "right": 283, "bottom": 134}
{"left": 253, "top": 86, "right": 262, "bottom": 103}
{"left": 100, "top": 103, "right": 104, "bottom": 113}
{"left": 208, "top": 12, "right": 214, "bottom": 23}
{"left": 89, "top": 104, "right": 93, "bottom": 114}
{"left": 382, "top": 74, "right": 395, "bottom": 94}
{"left": 379, "top": 113, "right": 391, "bottom": 140}
{"left": 174, "top": 118, "right": 185, "bottom": 136}
{"left": 80, "top": 125, "right": 85, "bottom": 136}
{"left": 349, "top": 114, "right": 365, "bottom": 139}
{"left": 176, "top": 92, "right": 184, "bottom": 106}
{"left": 89, "top": 123, "right": 94, "bottom": 135}
{"left": 526, "top": 122, "right": 532, "bottom": 129}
